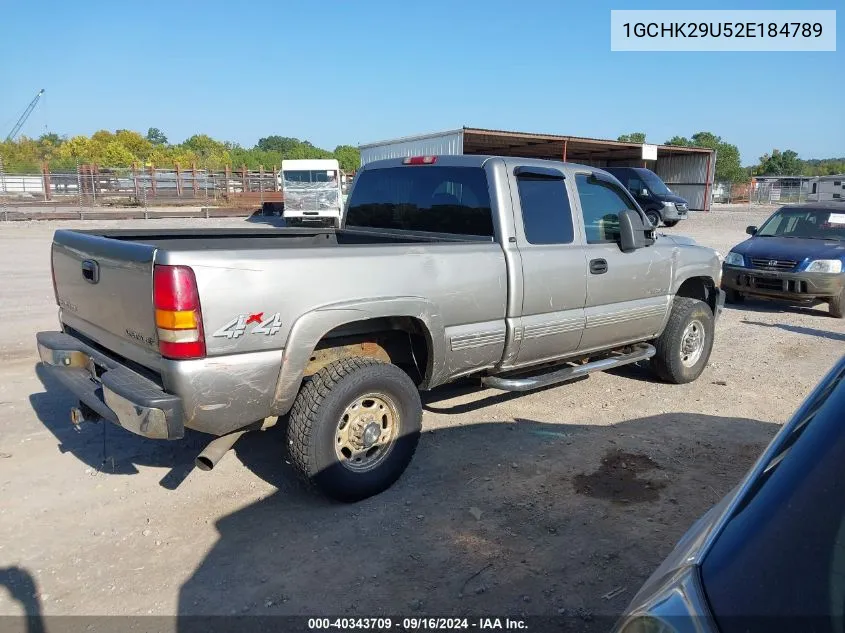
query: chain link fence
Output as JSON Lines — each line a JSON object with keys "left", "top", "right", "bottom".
{"left": 712, "top": 179, "right": 813, "bottom": 206}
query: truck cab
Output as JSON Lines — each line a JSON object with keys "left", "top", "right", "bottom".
{"left": 280, "top": 158, "right": 344, "bottom": 227}
{"left": 603, "top": 167, "right": 689, "bottom": 228}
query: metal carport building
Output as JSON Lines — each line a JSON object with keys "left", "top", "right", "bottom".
{"left": 359, "top": 127, "right": 715, "bottom": 211}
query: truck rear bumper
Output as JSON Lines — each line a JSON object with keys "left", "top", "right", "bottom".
{"left": 36, "top": 331, "right": 184, "bottom": 440}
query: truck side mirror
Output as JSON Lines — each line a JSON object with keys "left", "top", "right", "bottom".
{"left": 619, "top": 209, "right": 648, "bottom": 253}
{"left": 641, "top": 188, "right": 649, "bottom": 197}
{"left": 746, "top": 225, "right": 758, "bottom": 235}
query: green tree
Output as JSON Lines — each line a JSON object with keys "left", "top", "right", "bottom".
{"left": 257, "top": 136, "right": 303, "bottom": 154}
{"left": 333, "top": 145, "right": 360, "bottom": 172}
{"left": 665, "top": 131, "right": 745, "bottom": 182}
{"left": 180, "top": 134, "right": 231, "bottom": 169}
{"left": 56, "top": 135, "right": 95, "bottom": 163}
{"left": 756, "top": 149, "right": 802, "bottom": 176}
{"left": 617, "top": 132, "right": 647, "bottom": 143}
{"left": 146, "top": 127, "right": 168, "bottom": 145}
{"left": 100, "top": 141, "right": 135, "bottom": 167}
{"left": 115, "top": 129, "right": 152, "bottom": 160}
{"left": 664, "top": 136, "right": 691, "bottom": 147}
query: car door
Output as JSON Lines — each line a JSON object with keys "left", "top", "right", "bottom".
{"left": 504, "top": 162, "right": 587, "bottom": 368}
{"left": 572, "top": 170, "right": 672, "bottom": 352}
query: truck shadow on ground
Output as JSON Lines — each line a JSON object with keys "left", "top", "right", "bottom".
{"left": 244, "top": 214, "right": 287, "bottom": 228}
{"left": 28, "top": 364, "right": 210, "bottom": 490}
{"left": 725, "top": 298, "right": 832, "bottom": 318}
{"left": 740, "top": 319, "right": 845, "bottom": 343}
{"left": 181, "top": 413, "right": 778, "bottom": 631}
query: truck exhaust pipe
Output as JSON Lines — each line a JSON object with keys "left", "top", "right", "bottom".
{"left": 70, "top": 405, "right": 101, "bottom": 426}
{"left": 195, "top": 430, "right": 248, "bottom": 471}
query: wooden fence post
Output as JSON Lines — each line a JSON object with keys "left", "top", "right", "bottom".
{"left": 132, "top": 162, "right": 140, "bottom": 201}
{"left": 191, "top": 162, "right": 199, "bottom": 198}
{"left": 41, "top": 161, "right": 52, "bottom": 202}
{"left": 149, "top": 163, "right": 157, "bottom": 198}
{"left": 175, "top": 163, "right": 183, "bottom": 197}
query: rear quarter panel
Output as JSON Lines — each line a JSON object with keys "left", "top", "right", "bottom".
{"left": 159, "top": 241, "right": 508, "bottom": 387}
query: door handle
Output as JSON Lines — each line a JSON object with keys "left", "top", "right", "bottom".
{"left": 589, "top": 258, "right": 608, "bottom": 275}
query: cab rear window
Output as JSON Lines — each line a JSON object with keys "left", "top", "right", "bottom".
{"left": 346, "top": 167, "right": 494, "bottom": 237}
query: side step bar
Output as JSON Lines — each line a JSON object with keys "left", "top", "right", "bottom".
{"left": 481, "top": 343, "right": 656, "bottom": 393}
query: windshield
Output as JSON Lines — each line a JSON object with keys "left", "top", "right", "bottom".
{"left": 346, "top": 166, "right": 493, "bottom": 236}
{"left": 282, "top": 169, "right": 339, "bottom": 188}
{"left": 639, "top": 170, "right": 671, "bottom": 196}
{"left": 757, "top": 209, "right": 845, "bottom": 240}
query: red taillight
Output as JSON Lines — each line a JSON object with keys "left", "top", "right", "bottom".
{"left": 153, "top": 265, "right": 206, "bottom": 360}
{"left": 403, "top": 155, "right": 437, "bottom": 165}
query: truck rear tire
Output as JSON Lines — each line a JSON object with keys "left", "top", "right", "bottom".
{"left": 650, "top": 297, "right": 715, "bottom": 384}
{"left": 287, "top": 357, "right": 422, "bottom": 502}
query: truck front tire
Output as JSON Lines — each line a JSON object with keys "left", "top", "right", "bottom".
{"left": 287, "top": 357, "right": 422, "bottom": 502}
{"left": 650, "top": 297, "right": 715, "bottom": 384}
{"left": 830, "top": 288, "right": 845, "bottom": 319}
{"left": 645, "top": 210, "right": 661, "bottom": 227}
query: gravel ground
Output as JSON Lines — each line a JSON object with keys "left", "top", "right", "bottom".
{"left": 1, "top": 207, "right": 843, "bottom": 630}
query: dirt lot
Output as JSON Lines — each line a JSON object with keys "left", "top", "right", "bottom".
{"left": 1, "top": 207, "right": 843, "bottom": 629}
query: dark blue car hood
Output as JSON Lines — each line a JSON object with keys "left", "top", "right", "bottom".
{"left": 656, "top": 193, "right": 688, "bottom": 204}
{"left": 732, "top": 236, "right": 845, "bottom": 261}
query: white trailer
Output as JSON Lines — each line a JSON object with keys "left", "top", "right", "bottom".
{"left": 808, "top": 175, "right": 845, "bottom": 202}
{"left": 280, "top": 159, "right": 345, "bottom": 227}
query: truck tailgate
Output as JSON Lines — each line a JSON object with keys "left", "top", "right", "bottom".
{"left": 52, "top": 230, "right": 161, "bottom": 370}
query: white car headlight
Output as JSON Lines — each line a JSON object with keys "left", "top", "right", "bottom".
{"left": 805, "top": 259, "right": 843, "bottom": 273}
{"left": 724, "top": 252, "right": 744, "bottom": 267}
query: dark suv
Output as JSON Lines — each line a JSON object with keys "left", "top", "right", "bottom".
{"left": 604, "top": 167, "right": 689, "bottom": 228}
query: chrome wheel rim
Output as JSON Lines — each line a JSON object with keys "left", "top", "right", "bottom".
{"left": 335, "top": 392, "right": 399, "bottom": 473}
{"left": 680, "top": 319, "right": 706, "bottom": 368}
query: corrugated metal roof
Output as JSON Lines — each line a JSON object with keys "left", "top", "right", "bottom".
{"left": 463, "top": 126, "right": 713, "bottom": 154}
{"left": 359, "top": 126, "right": 713, "bottom": 155}
{"left": 358, "top": 128, "right": 464, "bottom": 150}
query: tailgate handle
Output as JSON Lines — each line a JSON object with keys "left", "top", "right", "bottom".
{"left": 81, "top": 260, "right": 99, "bottom": 284}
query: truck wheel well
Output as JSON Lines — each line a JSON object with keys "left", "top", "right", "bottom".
{"left": 676, "top": 276, "right": 718, "bottom": 314}
{"left": 305, "top": 317, "right": 432, "bottom": 386}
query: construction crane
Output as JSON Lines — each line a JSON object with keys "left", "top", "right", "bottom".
{"left": 5, "top": 89, "right": 45, "bottom": 142}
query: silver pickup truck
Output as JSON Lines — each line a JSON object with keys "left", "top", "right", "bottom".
{"left": 37, "top": 155, "right": 724, "bottom": 501}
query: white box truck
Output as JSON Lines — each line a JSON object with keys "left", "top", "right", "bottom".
{"left": 280, "top": 159, "right": 345, "bottom": 227}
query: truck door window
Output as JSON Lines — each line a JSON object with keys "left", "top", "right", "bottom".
{"left": 575, "top": 174, "right": 637, "bottom": 244}
{"left": 516, "top": 173, "right": 574, "bottom": 244}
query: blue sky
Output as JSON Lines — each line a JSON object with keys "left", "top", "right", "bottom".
{"left": 1, "top": 0, "right": 841, "bottom": 164}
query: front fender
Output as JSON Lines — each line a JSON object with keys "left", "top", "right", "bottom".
{"left": 269, "top": 296, "right": 445, "bottom": 416}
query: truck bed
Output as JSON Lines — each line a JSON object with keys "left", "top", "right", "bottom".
{"left": 73, "top": 227, "right": 494, "bottom": 251}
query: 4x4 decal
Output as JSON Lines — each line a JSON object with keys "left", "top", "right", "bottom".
{"left": 212, "top": 312, "right": 282, "bottom": 339}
